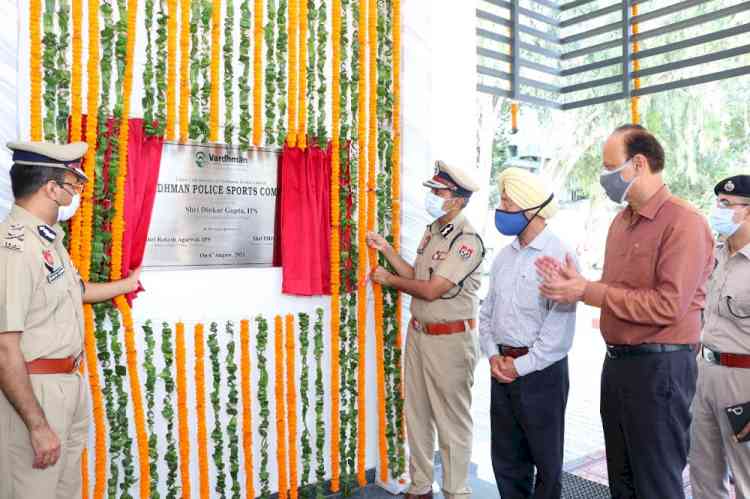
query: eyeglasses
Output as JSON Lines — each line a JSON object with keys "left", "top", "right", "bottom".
{"left": 717, "top": 199, "right": 750, "bottom": 209}
{"left": 55, "top": 181, "right": 85, "bottom": 195}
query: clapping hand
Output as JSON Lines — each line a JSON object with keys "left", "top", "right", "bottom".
{"left": 536, "top": 253, "right": 586, "bottom": 304}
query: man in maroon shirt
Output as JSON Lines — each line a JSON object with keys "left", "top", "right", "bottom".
{"left": 536, "top": 124, "right": 714, "bottom": 499}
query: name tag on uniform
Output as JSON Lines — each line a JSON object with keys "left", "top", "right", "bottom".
{"left": 43, "top": 249, "right": 65, "bottom": 283}
{"left": 432, "top": 250, "right": 448, "bottom": 261}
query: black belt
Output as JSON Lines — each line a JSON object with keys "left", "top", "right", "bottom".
{"left": 606, "top": 343, "right": 694, "bottom": 359}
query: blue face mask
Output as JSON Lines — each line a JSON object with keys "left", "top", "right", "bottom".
{"left": 709, "top": 206, "right": 741, "bottom": 236}
{"left": 494, "top": 195, "right": 553, "bottom": 236}
{"left": 600, "top": 159, "right": 636, "bottom": 204}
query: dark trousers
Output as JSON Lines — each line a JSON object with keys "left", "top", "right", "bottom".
{"left": 491, "top": 357, "right": 569, "bottom": 499}
{"left": 601, "top": 349, "right": 697, "bottom": 499}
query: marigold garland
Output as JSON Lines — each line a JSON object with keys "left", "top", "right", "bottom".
{"left": 367, "top": 0, "right": 389, "bottom": 482}
{"left": 175, "top": 322, "right": 193, "bottom": 499}
{"left": 194, "top": 323, "right": 211, "bottom": 499}
{"left": 108, "top": 0, "right": 152, "bottom": 495}
{"left": 240, "top": 319, "right": 256, "bottom": 499}
{"left": 330, "top": 0, "right": 342, "bottom": 491}
{"left": 82, "top": 306, "right": 106, "bottom": 499}
{"left": 30, "top": 0, "right": 42, "bottom": 141}
{"left": 209, "top": 0, "right": 221, "bottom": 142}
{"left": 179, "top": 0, "right": 190, "bottom": 141}
{"left": 285, "top": 314, "right": 299, "bottom": 499}
{"left": 391, "top": 0, "right": 406, "bottom": 471}
{"left": 631, "top": 2, "right": 640, "bottom": 125}
{"left": 275, "top": 315, "right": 289, "bottom": 499}
{"left": 81, "top": 447, "right": 89, "bottom": 499}
{"left": 166, "top": 0, "right": 178, "bottom": 139}
{"left": 252, "top": 0, "right": 263, "bottom": 146}
{"left": 80, "top": 0, "right": 102, "bottom": 491}
{"left": 356, "top": 0, "right": 368, "bottom": 485}
{"left": 286, "top": 0, "right": 298, "bottom": 147}
{"left": 70, "top": 0, "right": 82, "bottom": 141}
{"left": 297, "top": 0, "right": 307, "bottom": 148}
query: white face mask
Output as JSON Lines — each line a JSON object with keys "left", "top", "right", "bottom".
{"left": 425, "top": 191, "right": 448, "bottom": 219}
{"left": 57, "top": 193, "right": 81, "bottom": 222}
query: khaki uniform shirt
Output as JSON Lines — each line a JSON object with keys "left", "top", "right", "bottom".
{"left": 410, "top": 213, "right": 483, "bottom": 323}
{"left": 701, "top": 241, "right": 750, "bottom": 354}
{"left": 0, "top": 205, "right": 84, "bottom": 361}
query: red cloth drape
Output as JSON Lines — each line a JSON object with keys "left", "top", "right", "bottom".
{"left": 121, "top": 119, "right": 164, "bottom": 302}
{"left": 279, "top": 143, "right": 332, "bottom": 296}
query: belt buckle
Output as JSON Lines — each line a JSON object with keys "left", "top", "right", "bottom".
{"left": 72, "top": 354, "right": 83, "bottom": 372}
{"left": 703, "top": 347, "right": 717, "bottom": 364}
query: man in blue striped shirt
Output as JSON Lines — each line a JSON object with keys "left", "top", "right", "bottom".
{"left": 479, "top": 167, "right": 577, "bottom": 499}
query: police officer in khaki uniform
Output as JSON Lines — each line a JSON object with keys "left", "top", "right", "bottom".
{"left": 690, "top": 174, "right": 750, "bottom": 499}
{"left": 0, "top": 141, "right": 141, "bottom": 499}
{"left": 367, "top": 160, "right": 483, "bottom": 499}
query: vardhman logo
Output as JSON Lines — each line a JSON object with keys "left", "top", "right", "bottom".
{"left": 194, "top": 150, "right": 249, "bottom": 168}
{"left": 194, "top": 151, "right": 207, "bottom": 168}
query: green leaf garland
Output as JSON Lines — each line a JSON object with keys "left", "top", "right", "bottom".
{"left": 225, "top": 322, "right": 241, "bottom": 499}
{"left": 143, "top": 321, "right": 161, "bottom": 499}
{"left": 238, "top": 0, "right": 252, "bottom": 149}
{"left": 255, "top": 315, "right": 271, "bottom": 499}
{"left": 200, "top": 0, "right": 213, "bottom": 137}
{"left": 298, "top": 312, "right": 313, "bottom": 497}
{"left": 56, "top": 0, "right": 71, "bottom": 142}
{"left": 314, "top": 308, "right": 325, "bottom": 499}
{"left": 276, "top": 0, "right": 288, "bottom": 145}
{"left": 142, "top": 0, "right": 156, "bottom": 134}
{"left": 315, "top": 0, "right": 327, "bottom": 145}
{"left": 160, "top": 322, "right": 179, "bottom": 499}
{"left": 306, "top": 0, "right": 317, "bottom": 141}
{"left": 155, "top": 0, "right": 168, "bottom": 135}
{"left": 264, "top": 0, "right": 277, "bottom": 145}
{"left": 42, "top": 0, "right": 58, "bottom": 142}
{"left": 208, "top": 322, "right": 228, "bottom": 498}
{"left": 224, "top": 0, "right": 236, "bottom": 143}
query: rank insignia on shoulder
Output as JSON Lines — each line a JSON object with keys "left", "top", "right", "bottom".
{"left": 46, "top": 266, "right": 65, "bottom": 283}
{"left": 440, "top": 224, "right": 454, "bottom": 238}
{"left": 37, "top": 225, "right": 57, "bottom": 243}
{"left": 2, "top": 224, "right": 25, "bottom": 251}
{"left": 458, "top": 244, "right": 474, "bottom": 260}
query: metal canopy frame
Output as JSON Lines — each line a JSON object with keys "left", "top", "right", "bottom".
{"left": 476, "top": 0, "right": 750, "bottom": 110}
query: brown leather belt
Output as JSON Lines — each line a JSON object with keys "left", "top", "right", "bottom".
{"left": 701, "top": 345, "right": 750, "bottom": 369}
{"left": 411, "top": 318, "right": 475, "bottom": 336}
{"left": 26, "top": 356, "right": 79, "bottom": 375}
{"left": 499, "top": 345, "right": 529, "bottom": 359}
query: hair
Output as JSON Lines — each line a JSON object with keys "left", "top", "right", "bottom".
{"left": 614, "top": 124, "right": 665, "bottom": 173}
{"left": 9, "top": 164, "right": 67, "bottom": 200}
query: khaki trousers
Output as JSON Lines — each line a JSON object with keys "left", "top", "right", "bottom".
{"left": 0, "top": 372, "right": 89, "bottom": 499}
{"left": 405, "top": 322, "right": 478, "bottom": 499}
{"left": 690, "top": 358, "right": 750, "bottom": 499}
